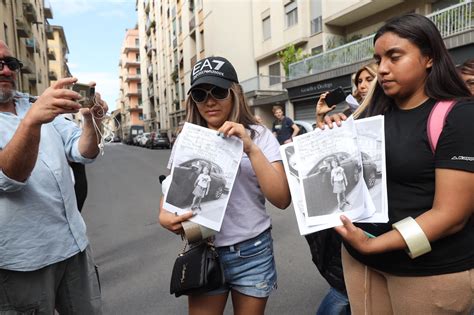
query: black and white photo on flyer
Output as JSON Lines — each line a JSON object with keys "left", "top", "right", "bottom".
{"left": 293, "top": 117, "right": 367, "bottom": 226}
{"left": 163, "top": 122, "right": 243, "bottom": 231}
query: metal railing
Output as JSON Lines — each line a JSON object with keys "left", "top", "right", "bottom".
{"left": 240, "top": 75, "right": 287, "bottom": 93}
{"left": 289, "top": 35, "right": 374, "bottom": 79}
{"left": 428, "top": 1, "right": 473, "bottom": 38}
{"left": 289, "top": 1, "right": 473, "bottom": 80}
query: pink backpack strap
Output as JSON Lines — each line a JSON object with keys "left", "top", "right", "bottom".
{"left": 427, "top": 100, "right": 456, "bottom": 154}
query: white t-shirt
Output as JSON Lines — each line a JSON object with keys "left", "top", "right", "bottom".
{"left": 168, "top": 125, "right": 281, "bottom": 246}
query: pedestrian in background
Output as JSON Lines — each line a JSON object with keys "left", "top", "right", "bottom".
{"left": 272, "top": 105, "right": 300, "bottom": 144}
{"left": 0, "top": 40, "right": 106, "bottom": 314}
{"left": 458, "top": 58, "right": 474, "bottom": 95}
{"left": 316, "top": 63, "right": 377, "bottom": 129}
{"left": 328, "top": 14, "right": 474, "bottom": 314}
{"left": 159, "top": 56, "right": 290, "bottom": 315}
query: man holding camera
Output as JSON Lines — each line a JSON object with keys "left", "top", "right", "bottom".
{"left": 0, "top": 40, "right": 105, "bottom": 313}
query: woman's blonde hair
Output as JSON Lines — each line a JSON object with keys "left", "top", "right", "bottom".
{"left": 353, "top": 63, "right": 378, "bottom": 118}
{"left": 184, "top": 83, "right": 259, "bottom": 138}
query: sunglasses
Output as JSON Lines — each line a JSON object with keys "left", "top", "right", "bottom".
{"left": 0, "top": 57, "right": 23, "bottom": 71}
{"left": 190, "top": 86, "right": 230, "bottom": 103}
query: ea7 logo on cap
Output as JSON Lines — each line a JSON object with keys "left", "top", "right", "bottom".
{"left": 192, "top": 58, "right": 225, "bottom": 78}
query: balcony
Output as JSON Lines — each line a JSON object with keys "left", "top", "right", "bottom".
{"left": 429, "top": 1, "right": 474, "bottom": 38}
{"left": 289, "top": 1, "right": 474, "bottom": 80}
{"left": 146, "top": 19, "right": 155, "bottom": 36}
{"left": 44, "top": 5, "right": 53, "bottom": 19}
{"left": 48, "top": 71, "right": 57, "bottom": 80}
{"left": 124, "top": 60, "right": 140, "bottom": 68}
{"left": 325, "top": 0, "right": 403, "bottom": 27}
{"left": 21, "top": 59, "right": 35, "bottom": 74}
{"left": 25, "top": 38, "right": 36, "bottom": 53}
{"left": 125, "top": 90, "right": 140, "bottom": 97}
{"left": 123, "top": 43, "right": 139, "bottom": 54}
{"left": 189, "top": 16, "right": 196, "bottom": 31}
{"left": 47, "top": 49, "right": 56, "bottom": 60}
{"left": 23, "top": 0, "right": 37, "bottom": 23}
{"left": 45, "top": 24, "right": 54, "bottom": 40}
{"left": 125, "top": 73, "right": 141, "bottom": 82}
{"left": 16, "top": 19, "right": 31, "bottom": 38}
{"left": 148, "top": 85, "right": 154, "bottom": 97}
{"left": 147, "top": 65, "right": 153, "bottom": 78}
{"left": 240, "top": 75, "right": 286, "bottom": 93}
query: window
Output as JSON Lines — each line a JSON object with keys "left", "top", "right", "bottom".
{"left": 311, "top": 45, "right": 322, "bottom": 55}
{"left": 269, "top": 62, "right": 281, "bottom": 85}
{"left": 262, "top": 16, "right": 271, "bottom": 40}
{"left": 137, "top": 68, "right": 141, "bottom": 75}
{"left": 285, "top": 1, "right": 298, "bottom": 28}
{"left": 311, "top": 16, "right": 322, "bottom": 34}
{"left": 199, "top": 30, "right": 205, "bottom": 52}
{"left": 3, "top": 24, "right": 8, "bottom": 46}
{"left": 135, "top": 38, "right": 139, "bottom": 46}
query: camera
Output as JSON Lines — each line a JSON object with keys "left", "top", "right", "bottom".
{"left": 71, "top": 83, "right": 95, "bottom": 108}
{"left": 325, "top": 87, "right": 346, "bottom": 106}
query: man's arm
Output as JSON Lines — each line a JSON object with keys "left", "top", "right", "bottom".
{"left": 0, "top": 78, "right": 81, "bottom": 183}
{"left": 291, "top": 123, "right": 300, "bottom": 138}
{"left": 0, "top": 119, "right": 41, "bottom": 182}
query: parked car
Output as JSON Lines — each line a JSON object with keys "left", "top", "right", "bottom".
{"left": 148, "top": 134, "right": 171, "bottom": 149}
{"left": 294, "top": 120, "right": 316, "bottom": 135}
{"left": 137, "top": 133, "right": 150, "bottom": 146}
{"left": 360, "top": 152, "right": 378, "bottom": 189}
{"left": 166, "top": 158, "right": 227, "bottom": 208}
{"left": 112, "top": 135, "right": 121, "bottom": 142}
{"left": 132, "top": 134, "right": 144, "bottom": 146}
{"left": 126, "top": 125, "right": 145, "bottom": 145}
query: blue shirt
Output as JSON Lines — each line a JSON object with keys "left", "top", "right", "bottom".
{"left": 0, "top": 92, "right": 94, "bottom": 271}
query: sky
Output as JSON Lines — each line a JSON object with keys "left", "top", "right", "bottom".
{"left": 49, "top": 0, "right": 138, "bottom": 111}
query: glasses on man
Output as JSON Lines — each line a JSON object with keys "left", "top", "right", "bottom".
{"left": 190, "top": 86, "right": 230, "bottom": 103}
{"left": 0, "top": 57, "right": 23, "bottom": 71}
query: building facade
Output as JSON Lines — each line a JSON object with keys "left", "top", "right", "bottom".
{"left": 284, "top": 0, "right": 473, "bottom": 122}
{"left": 133, "top": 0, "right": 473, "bottom": 134}
{"left": 0, "top": 0, "right": 53, "bottom": 95}
{"left": 136, "top": 0, "right": 257, "bottom": 137}
{"left": 117, "top": 28, "right": 144, "bottom": 142}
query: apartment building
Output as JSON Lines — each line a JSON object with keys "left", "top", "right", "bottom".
{"left": 0, "top": 0, "right": 52, "bottom": 95}
{"left": 137, "top": 0, "right": 257, "bottom": 136}
{"left": 117, "top": 28, "right": 144, "bottom": 142}
{"left": 248, "top": 0, "right": 324, "bottom": 127}
{"left": 283, "top": 0, "right": 474, "bottom": 122}
{"left": 47, "top": 25, "right": 70, "bottom": 84}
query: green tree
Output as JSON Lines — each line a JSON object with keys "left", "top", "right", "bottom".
{"left": 277, "top": 44, "right": 308, "bottom": 76}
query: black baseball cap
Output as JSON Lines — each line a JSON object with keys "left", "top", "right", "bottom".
{"left": 188, "top": 56, "right": 239, "bottom": 93}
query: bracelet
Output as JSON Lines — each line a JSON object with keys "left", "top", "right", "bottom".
{"left": 392, "top": 217, "right": 431, "bottom": 259}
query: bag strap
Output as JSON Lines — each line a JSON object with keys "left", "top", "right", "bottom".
{"left": 427, "top": 100, "right": 456, "bottom": 154}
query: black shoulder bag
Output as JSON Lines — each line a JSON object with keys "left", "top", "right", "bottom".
{"left": 170, "top": 239, "right": 225, "bottom": 297}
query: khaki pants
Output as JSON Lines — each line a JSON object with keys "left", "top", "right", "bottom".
{"left": 341, "top": 246, "right": 474, "bottom": 315}
{"left": 0, "top": 246, "right": 102, "bottom": 314}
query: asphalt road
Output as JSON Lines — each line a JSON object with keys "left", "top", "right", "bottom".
{"left": 82, "top": 143, "right": 328, "bottom": 315}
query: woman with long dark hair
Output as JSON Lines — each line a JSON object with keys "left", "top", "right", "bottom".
{"left": 332, "top": 13, "right": 473, "bottom": 313}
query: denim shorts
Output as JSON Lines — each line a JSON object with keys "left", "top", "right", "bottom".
{"left": 207, "top": 228, "right": 277, "bottom": 298}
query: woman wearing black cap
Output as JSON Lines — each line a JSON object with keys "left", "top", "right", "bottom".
{"left": 159, "top": 56, "right": 291, "bottom": 314}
